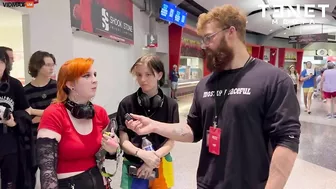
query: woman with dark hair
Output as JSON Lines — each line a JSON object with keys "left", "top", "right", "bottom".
{"left": 36, "top": 58, "right": 119, "bottom": 189}
{"left": 287, "top": 65, "right": 299, "bottom": 94}
{"left": 117, "top": 54, "right": 178, "bottom": 189}
{"left": 0, "top": 48, "right": 31, "bottom": 188}
{"left": 24, "top": 50, "right": 57, "bottom": 187}
{"left": 0, "top": 46, "right": 14, "bottom": 72}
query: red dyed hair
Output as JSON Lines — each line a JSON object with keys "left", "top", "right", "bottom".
{"left": 54, "top": 58, "right": 94, "bottom": 103}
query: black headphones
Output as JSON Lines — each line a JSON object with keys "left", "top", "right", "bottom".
{"left": 0, "top": 82, "right": 10, "bottom": 94}
{"left": 137, "top": 88, "right": 164, "bottom": 110}
{"left": 64, "top": 98, "right": 95, "bottom": 119}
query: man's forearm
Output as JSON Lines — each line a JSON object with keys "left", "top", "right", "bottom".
{"left": 153, "top": 122, "right": 194, "bottom": 143}
{"left": 265, "top": 146, "right": 297, "bottom": 189}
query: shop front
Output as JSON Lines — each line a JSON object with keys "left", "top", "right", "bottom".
{"left": 176, "top": 35, "right": 205, "bottom": 96}
{"left": 179, "top": 37, "right": 204, "bottom": 82}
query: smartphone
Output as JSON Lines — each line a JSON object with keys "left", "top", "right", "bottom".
{"left": 128, "top": 165, "right": 138, "bottom": 176}
{"left": 128, "top": 166, "right": 159, "bottom": 180}
{"left": 124, "top": 113, "right": 134, "bottom": 121}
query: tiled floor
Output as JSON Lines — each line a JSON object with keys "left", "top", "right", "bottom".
{"left": 33, "top": 92, "right": 336, "bottom": 189}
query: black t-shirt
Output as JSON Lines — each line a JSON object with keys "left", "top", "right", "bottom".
{"left": 187, "top": 59, "right": 301, "bottom": 189}
{"left": 0, "top": 76, "right": 30, "bottom": 156}
{"left": 117, "top": 91, "right": 179, "bottom": 164}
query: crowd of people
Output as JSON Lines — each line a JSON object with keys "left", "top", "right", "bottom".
{"left": 0, "top": 45, "right": 177, "bottom": 189}
{"left": 287, "top": 60, "right": 336, "bottom": 119}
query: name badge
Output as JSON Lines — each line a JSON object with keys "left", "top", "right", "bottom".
{"left": 208, "top": 126, "right": 221, "bottom": 155}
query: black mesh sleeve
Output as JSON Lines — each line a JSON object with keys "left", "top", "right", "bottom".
{"left": 36, "top": 137, "right": 59, "bottom": 189}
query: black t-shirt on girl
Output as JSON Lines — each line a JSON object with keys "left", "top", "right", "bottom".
{"left": 0, "top": 76, "right": 30, "bottom": 156}
{"left": 117, "top": 89, "right": 179, "bottom": 164}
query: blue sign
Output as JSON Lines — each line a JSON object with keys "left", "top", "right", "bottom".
{"left": 174, "top": 7, "right": 187, "bottom": 27}
{"left": 159, "top": 1, "right": 176, "bottom": 22}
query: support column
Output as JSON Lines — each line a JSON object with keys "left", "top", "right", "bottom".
{"left": 278, "top": 48, "right": 286, "bottom": 69}
{"left": 168, "top": 24, "right": 182, "bottom": 73}
{"left": 296, "top": 51, "right": 303, "bottom": 73}
{"left": 259, "top": 46, "right": 265, "bottom": 60}
{"left": 269, "top": 48, "right": 277, "bottom": 66}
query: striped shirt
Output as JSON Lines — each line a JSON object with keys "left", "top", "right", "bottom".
{"left": 24, "top": 79, "right": 57, "bottom": 136}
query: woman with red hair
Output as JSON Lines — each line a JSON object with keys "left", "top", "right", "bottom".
{"left": 36, "top": 58, "right": 119, "bottom": 189}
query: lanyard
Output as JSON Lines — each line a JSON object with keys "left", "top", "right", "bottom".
{"left": 213, "top": 56, "right": 253, "bottom": 128}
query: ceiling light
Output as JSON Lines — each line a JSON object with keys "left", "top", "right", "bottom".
{"left": 284, "top": 32, "right": 286, "bottom": 34}
{"left": 270, "top": 29, "right": 273, "bottom": 31}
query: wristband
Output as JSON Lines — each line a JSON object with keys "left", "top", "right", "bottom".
{"left": 134, "top": 149, "right": 140, "bottom": 157}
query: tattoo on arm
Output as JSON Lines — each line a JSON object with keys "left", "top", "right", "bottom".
{"left": 173, "top": 126, "right": 187, "bottom": 136}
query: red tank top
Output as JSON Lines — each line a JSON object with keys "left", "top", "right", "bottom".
{"left": 38, "top": 103, "right": 109, "bottom": 173}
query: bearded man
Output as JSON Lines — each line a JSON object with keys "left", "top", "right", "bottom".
{"left": 123, "top": 5, "right": 301, "bottom": 189}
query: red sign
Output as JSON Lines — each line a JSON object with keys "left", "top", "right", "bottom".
{"left": 70, "top": 0, "right": 134, "bottom": 45}
{"left": 327, "top": 56, "right": 336, "bottom": 62}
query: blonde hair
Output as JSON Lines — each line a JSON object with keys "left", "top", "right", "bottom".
{"left": 54, "top": 58, "right": 94, "bottom": 103}
{"left": 196, "top": 5, "right": 247, "bottom": 42}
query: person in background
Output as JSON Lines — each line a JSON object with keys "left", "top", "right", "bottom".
{"left": 169, "top": 64, "right": 179, "bottom": 99}
{"left": 118, "top": 55, "right": 178, "bottom": 189}
{"left": 36, "top": 58, "right": 119, "bottom": 189}
{"left": 321, "top": 62, "right": 336, "bottom": 119}
{"left": 300, "top": 61, "right": 316, "bottom": 114}
{"left": 316, "top": 68, "right": 326, "bottom": 102}
{"left": 0, "top": 46, "right": 14, "bottom": 72}
{"left": 24, "top": 50, "right": 57, "bottom": 188}
{"left": 0, "top": 48, "right": 31, "bottom": 189}
{"left": 124, "top": 5, "right": 300, "bottom": 189}
{"left": 287, "top": 65, "right": 299, "bottom": 94}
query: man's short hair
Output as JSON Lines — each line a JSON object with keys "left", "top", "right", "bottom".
{"left": 196, "top": 5, "right": 247, "bottom": 42}
{"left": 327, "top": 62, "right": 335, "bottom": 69}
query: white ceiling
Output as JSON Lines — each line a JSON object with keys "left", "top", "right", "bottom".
{"left": 0, "top": 6, "right": 22, "bottom": 27}
{"left": 193, "top": 0, "right": 336, "bottom": 38}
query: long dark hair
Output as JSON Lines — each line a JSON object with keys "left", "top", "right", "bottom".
{"left": 0, "top": 48, "right": 10, "bottom": 81}
{"left": 287, "top": 65, "right": 297, "bottom": 76}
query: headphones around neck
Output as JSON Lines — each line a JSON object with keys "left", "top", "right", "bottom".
{"left": 64, "top": 99, "right": 95, "bottom": 119}
{"left": 137, "top": 88, "right": 164, "bottom": 110}
{"left": 0, "top": 82, "right": 10, "bottom": 94}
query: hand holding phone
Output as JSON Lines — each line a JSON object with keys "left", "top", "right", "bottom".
{"left": 124, "top": 113, "right": 134, "bottom": 121}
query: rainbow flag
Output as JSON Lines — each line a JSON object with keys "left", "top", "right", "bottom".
{"left": 120, "top": 153, "right": 174, "bottom": 189}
